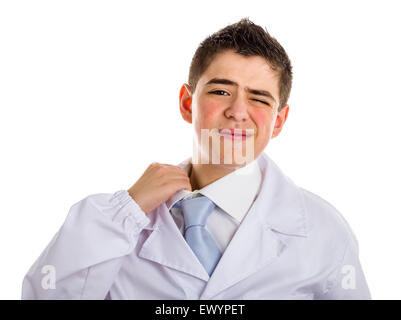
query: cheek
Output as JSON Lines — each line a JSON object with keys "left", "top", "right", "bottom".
{"left": 196, "top": 102, "right": 221, "bottom": 128}
{"left": 251, "top": 109, "right": 275, "bottom": 146}
{"left": 252, "top": 110, "right": 271, "bottom": 133}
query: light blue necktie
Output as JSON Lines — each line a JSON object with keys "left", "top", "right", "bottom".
{"left": 175, "top": 195, "right": 222, "bottom": 276}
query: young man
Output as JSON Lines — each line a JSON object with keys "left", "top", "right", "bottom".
{"left": 22, "top": 18, "right": 371, "bottom": 299}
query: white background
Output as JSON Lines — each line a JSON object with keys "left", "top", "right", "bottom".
{"left": 1, "top": 0, "right": 400, "bottom": 299}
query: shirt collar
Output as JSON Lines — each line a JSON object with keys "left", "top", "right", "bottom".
{"left": 166, "top": 157, "right": 262, "bottom": 223}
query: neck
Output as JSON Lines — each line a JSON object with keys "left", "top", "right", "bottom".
{"left": 189, "top": 163, "right": 242, "bottom": 190}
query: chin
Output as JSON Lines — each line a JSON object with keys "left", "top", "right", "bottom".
{"left": 193, "top": 141, "right": 258, "bottom": 165}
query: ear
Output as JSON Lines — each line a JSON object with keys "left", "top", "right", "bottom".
{"left": 271, "top": 104, "right": 290, "bottom": 139}
{"left": 179, "top": 84, "right": 193, "bottom": 124}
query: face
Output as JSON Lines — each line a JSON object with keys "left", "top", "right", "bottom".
{"left": 179, "top": 49, "right": 289, "bottom": 167}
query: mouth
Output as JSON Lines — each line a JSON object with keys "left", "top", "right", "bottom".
{"left": 218, "top": 128, "right": 255, "bottom": 140}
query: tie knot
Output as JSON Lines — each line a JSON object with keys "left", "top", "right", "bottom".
{"left": 180, "top": 195, "right": 216, "bottom": 228}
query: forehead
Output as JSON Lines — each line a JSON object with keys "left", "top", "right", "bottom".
{"left": 198, "top": 50, "right": 280, "bottom": 97}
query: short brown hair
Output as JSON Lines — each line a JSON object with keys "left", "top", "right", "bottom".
{"left": 188, "top": 17, "right": 293, "bottom": 112}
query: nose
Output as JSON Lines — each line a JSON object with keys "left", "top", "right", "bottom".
{"left": 224, "top": 94, "right": 250, "bottom": 122}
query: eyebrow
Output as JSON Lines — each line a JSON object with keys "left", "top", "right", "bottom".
{"left": 205, "top": 77, "right": 277, "bottom": 105}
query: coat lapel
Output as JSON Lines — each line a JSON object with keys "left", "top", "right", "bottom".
{"left": 138, "top": 202, "right": 210, "bottom": 282}
{"left": 200, "top": 153, "right": 309, "bottom": 299}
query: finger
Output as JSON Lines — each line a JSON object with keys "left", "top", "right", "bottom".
{"left": 161, "top": 163, "right": 189, "bottom": 173}
{"left": 160, "top": 165, "right": 190, "bottom": 177}
{"left": 167, "top": 176, "right": 192, "bottom": 191}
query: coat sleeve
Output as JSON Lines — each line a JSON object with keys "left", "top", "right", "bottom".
{"left": 21, "top": 190, "right": 150, "bottom": 300}
{"left": 317, "top": 231, "right": 372, "bottom": 300}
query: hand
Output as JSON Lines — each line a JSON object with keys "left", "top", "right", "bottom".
{"left": 127, "top": 162, "right": 192, "bottom": 215}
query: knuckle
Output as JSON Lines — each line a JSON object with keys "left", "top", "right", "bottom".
{"left": 161, "top": 179, "right": 170, "bottom": 188}
{"left": 155, "top": 164, "right": 165, "bottom": 172}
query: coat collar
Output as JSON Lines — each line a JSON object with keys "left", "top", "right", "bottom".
{"left": 166, "top": 152, "right": 308, "bottom": 236}
{"left": 138, "top": 152, "right": 309, "bottom": 296}
{"left": 254, "top": 152, "right": 308, "bottom": 237}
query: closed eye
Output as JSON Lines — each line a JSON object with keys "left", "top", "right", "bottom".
{"left": 209, "top": 90, "right": 270, "bottom": 106}
{"left": 253, "top": 99, "right": 270, "bottom": 106}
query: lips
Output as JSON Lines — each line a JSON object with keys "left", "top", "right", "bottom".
{"left": 218, "top": 128, "right": 254, "bottom": 141}
{"left": 218, "top": 128, "right": 254, "bottom": 137}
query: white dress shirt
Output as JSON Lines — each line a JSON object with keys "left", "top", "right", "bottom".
{"left": 166, "top": 158, "right": 262, "bottom": 253}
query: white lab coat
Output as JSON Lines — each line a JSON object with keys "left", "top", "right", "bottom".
{"left": 21, "top": 152, "right": 371, "bottom": 299}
